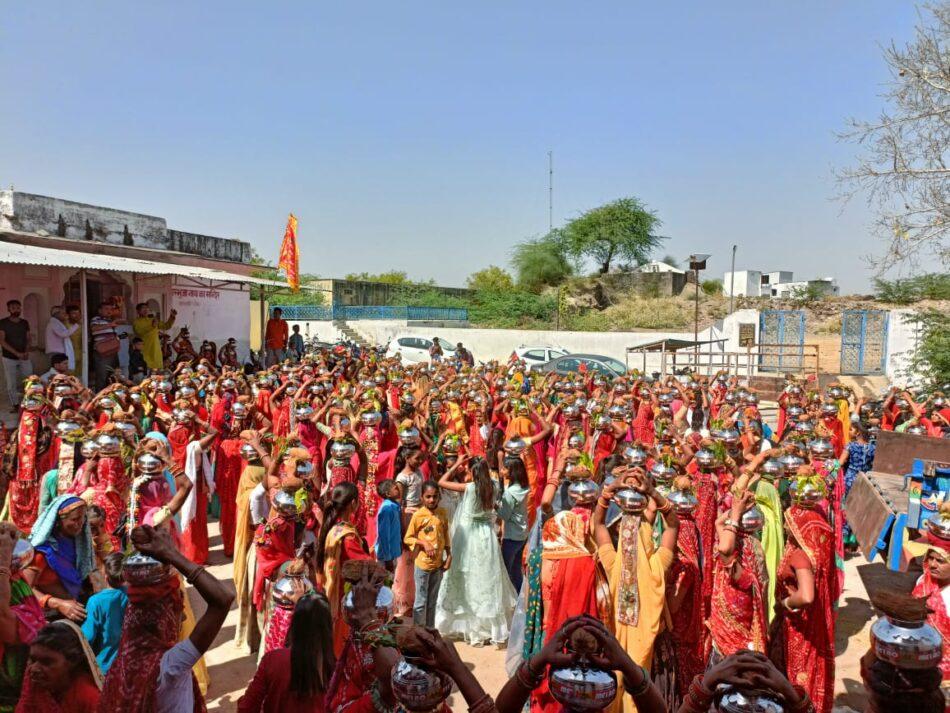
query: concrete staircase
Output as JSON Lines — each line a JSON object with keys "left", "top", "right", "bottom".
{"left": 332, "top": 319, "right": 371, "bottom": 348}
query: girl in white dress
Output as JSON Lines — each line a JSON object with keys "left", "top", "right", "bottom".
{"left": 435, "top": 456, "right": 517, "bottom": 645}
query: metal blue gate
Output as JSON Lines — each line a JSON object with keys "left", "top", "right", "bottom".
{"left": 758, "top": 310, "right": 805, "bottom": 371}
{"left": 840, "top": 310, "right": 888, "bottom": 375}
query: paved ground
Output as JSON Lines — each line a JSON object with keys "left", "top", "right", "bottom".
{"left": 191, "top": 520, "right": 891, "bottom": 712}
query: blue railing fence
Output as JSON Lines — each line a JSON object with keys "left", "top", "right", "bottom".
{"left": 274, "top": 305, "right": 468, "bottom": 322}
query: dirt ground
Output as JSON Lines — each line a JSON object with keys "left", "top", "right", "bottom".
{"left": 190, "top": 520, "right": 886, "bottom": 712}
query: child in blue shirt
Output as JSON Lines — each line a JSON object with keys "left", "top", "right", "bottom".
{"left": 81, "top": 552, "right": 128, "bottom": 674}
{"left": 375, "top": 479, "right": 403, "bottom": 571}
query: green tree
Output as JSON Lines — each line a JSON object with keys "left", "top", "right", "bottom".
{"left": 661, "top": 254, "right": 681, "bottom": 269}
{"left": 902, "top": 308, "right": 950, "bottom": 388}
{"left": 511, "top": 230, "right": 574, "bottom": 292}
{"left": 701, "top": 278, "right": 723, "bottom": 296}
{"left": 562, "top": 197, "right": 664, "bottom": 274}
{"left": 466, "top": 265, "right": 514, "bottom": 292}
{"left": 345, "top": 270, "right": 411, "bottom": 285}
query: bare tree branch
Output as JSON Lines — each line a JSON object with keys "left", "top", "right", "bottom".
{"left": 837, "top": 2, "right": 950, "bottom": 272}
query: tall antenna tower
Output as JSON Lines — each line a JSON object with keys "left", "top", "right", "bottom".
{"left": 548, "top": 151, "right": 554, "bottom": 231}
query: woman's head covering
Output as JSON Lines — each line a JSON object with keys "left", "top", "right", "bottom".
{"left": 28, "top": 495, "right": 97, "bottom": 599}
{"left": 784, "top": 505, "right": 834, "bottom": 570}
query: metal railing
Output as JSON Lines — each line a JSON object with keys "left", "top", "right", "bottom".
{"left": 274, "top": 304, "right": 469, "bottom": 322}
{"left": 625, "top": 343, "right": 820, "bottom": 380}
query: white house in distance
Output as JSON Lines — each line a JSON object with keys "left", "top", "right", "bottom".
{"left": 637, "top": 260, "right": 684, "bottom": 274}
{"left": 723, "top": 269, "right": 839, "bottom": 298}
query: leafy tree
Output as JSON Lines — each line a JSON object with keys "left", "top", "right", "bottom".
{"left": 562, "top": 197, "right": 664, "bottom": 274}
{"left": 511, "top": 230, "right": 574, "bottom": 292}
{"left": 874, "top": 272, "right": 950, "bottom": 303}
{"left": 661, "top": 254, "right": 681, "bottom": 269}
{"left": 345, "top": 270, "right": 412, "bottom": 285}
{"left": 466, "top": 265, "right": 514, "bottom": 292}
{"left": 902, "top": 308, "right": 950, "bottom": 388}
{"left": 701, "top": 278, "right": 723, "bottom": 296}
{"left": 838, "top": 4, "right": 950, "bottom": 271}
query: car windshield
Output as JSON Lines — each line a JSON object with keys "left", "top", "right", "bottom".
{"left": 600, "top": 357, "right": 627, "bottom": 375}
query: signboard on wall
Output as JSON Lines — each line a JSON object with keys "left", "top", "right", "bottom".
{"left": 738, "top": 322, "right": 756, "bottom": 347}
{"left": 169, "top": 282, "right": 251, "bottom": 359}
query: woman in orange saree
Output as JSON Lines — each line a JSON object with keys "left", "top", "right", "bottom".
{"left": 317, "top": 482, "right": 371, "bottom": 656}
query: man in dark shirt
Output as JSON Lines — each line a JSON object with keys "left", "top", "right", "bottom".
{"left": 0, "top": 300, "right": 32, "bottom": 412}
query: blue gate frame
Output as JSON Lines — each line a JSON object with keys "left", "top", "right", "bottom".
{"left": 840, "top": 309, "right": 889, "bottom": 375}
{"left": 758, "top": 310, "right": 805, "bottom": 371}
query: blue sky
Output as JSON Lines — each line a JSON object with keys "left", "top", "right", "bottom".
{"left": 0, "top": 2, "right": 921, "bottom": 293}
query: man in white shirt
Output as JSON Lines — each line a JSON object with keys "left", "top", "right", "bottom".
{"left": 44, "top": 305, "right": 79, "bottom": 371}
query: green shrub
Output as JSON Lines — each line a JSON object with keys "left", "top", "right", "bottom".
{"left": 701, "top": 278, "right": 723, "bottom": 296}
{"left": 902, "top": 308, "right": 950, "bottom": 388}
{"left": 874, "top": 273, "right": 950, "bottom": 304}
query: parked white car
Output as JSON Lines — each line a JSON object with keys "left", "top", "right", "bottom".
{"left": 386, "top": 336, "right": 456, "bottom": 364}
{"left": 512, "top": 345, "right": 569, "bottom": 367}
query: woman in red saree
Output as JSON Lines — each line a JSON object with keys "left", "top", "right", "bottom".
{"left": 911, "top": 509, "right": 950, "bottom": 687}
{"left": 771, "top": 504, "right": 836, "bottom": 713}
{"left": 708, "top": 491, "right": 769, "bottom": 660}
{"left": 211, "top": 395, "right": 244, "bottom": 558}
{"left": 166, "top": 407, "right": 218, "bottom": 564}
{"left": 505, "top": 406, "right": 551, "bottom": 517}
{"left": 665, "top": 477, "right": 705, "bottom": 701}
{"left": 16, "top": 620, "right": 102, "bottom": 713}
{"left": 9, "top": 395, "right": 55, "bottom": 533}
{"left": 316, "top": 482, "right": 371, "bottom": 656}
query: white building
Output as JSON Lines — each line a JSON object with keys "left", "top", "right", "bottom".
{"left": 770, "top": 278, "right": 839, "bottom": 298}
{"left": 723, "top": 269, "right": 839, "bottom": 299}
{"left": 722, "top": 270, "right": 762, "bottom": 297}
{"left": 637, "top": 260, "right": 684, "bottom": 274}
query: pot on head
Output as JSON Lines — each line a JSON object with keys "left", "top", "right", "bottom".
{"left": 136, "top": 452, "right": 164, "bottom": 475}
{"left": 240, "top": 443, "right": 258, "bottom": 461}
{"left": 567, "top": 479, "right": 600, "bottom": 506}
{"left": 740, "top": 504, "right": 765, "bottom": 533}
{"left": 391, "top": 657, "right": 453, "bottom": 713}
{"left": 668, "top": 488, "right": 698, "bottom": 515}
{"left": 870, "top": 614, "right": 943, "bottom": 670}
{"left": 271, "top": 573, "right": 315, "bottom": 609}
{"left": 504, "top": 437, "right": 528, "bottom": 456}
{"left": 614, "top": 488, "right": 647, "bottom": 514}
{"left": 123, "top": 552, "right": 171, "bottom": 587}
{"left": 95, "top": 433, "right": 121, "bottom": 456}
{"left": 330, "top": 441, "right": 356, "bottom": 463}
{"left": 272, "top": 490, "right": 300, "bottom": 518}
{"left": 342, "top": 585, "right": 394, "bottom": 626}
{"left": 548, "top": 664, "right": 618, "bottom": 712}
{"left": 717, "top": 688, "right": 784, "bottom": 713}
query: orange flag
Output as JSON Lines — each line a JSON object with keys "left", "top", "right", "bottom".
{"left": 277, "top": 213, "right": 300, "bottom": 291}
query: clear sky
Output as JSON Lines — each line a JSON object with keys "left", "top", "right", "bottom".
{"left": 0, "top": 2, "right": 921, "bottom": 293}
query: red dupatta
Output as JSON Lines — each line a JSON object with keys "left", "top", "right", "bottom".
{"left": 913, "top": 568, "right": 950, "bottom": 682}
{"left": 253, "top": 514, "right": 297, "bottom": 609}
{"left": 98, "top": 577, "right": 206, "bottom": 713}
{"left": 669, "top": 514, "right": 705, "bottom": 688}
{"left": 709, "top": 535, "right": 768, "bottom": 657}
{"left": 778, "top": 506, "right": 836, "bottom": 713}
{"left": 10, "top": 411, "right": 48, "bottom": 532}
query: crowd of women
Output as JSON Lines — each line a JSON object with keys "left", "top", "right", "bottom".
{"left": 0, "top": 338, "right": 946, "bottom": 712}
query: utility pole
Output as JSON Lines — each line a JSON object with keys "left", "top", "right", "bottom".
{"left": 548, "top": 151, "right": 553, "bottom": 231}
{"left": 728, "top": 244, "right": 737, "bottom": 315}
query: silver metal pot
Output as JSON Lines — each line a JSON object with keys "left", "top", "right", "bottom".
{"left": 567, "top": 479, "right": 600, "bottom": 506}
{"left": 272, "top": 490, "right": 300, "bottom": 517}
{"left": 294, "top": 404, "right": 314, "bottom": 420}
{"left": 789, "top": 479, "right": 823, "bottom": 507}
{"left": 548, "top": 665, "right": 618, "bottom": 711}
{"left": 614, "top": 488, "right": 647, "bottom": 514}
{"left": 669, "top": 488, "right": 698, "bottom": 515}
{"left": 123, "top": 552, "right": 171, "bottom": 586}
{"left": 330, "top": 441, "right": 356, "bottom": 463}
{"left": 342, "top": 584, "right": 395, "bottom": 626}
{"left": 504, "top": 437, "right": 528, "bottom": 455}
{"left": 55, "top": 420, "right": 82, "bottom": 439}
{"left": 622, "top": 445, "right": 648, "bottom": 467}
{"left": 694, "top": 448, "right": 719, "bottom": 469}
{"left": 778, "top": 453, "right": 805, "bottom": 475}
{"left": 272, "top": 573, "right": 315, "bottom": 609}
{"left": 391, "top": 657, "right": 453, "bottom": 713}
{"left": 240, "top": 443, "right": 258, "bottom": 461}
{"left": 740, "top": 505, "right": 765, "bottom": 533}
{"left": 871, "top": 614, "right": 943, "bottom": 670}
{"left": 760, "top": 458, "right": 785, "bottom": 480}
{"left": 360, "top": 411, "right": 382, "bottom": 426}
{"left": 717, "top": 688, "right": 784, "bottom": 713}
{"left": 399, "top": 427, "right": 421, "bottom": 445}
{"left": 95, "top": 433, "right": 122, "bottom": 456}
{"left": 808, "top": 438, "right": 835, "bottom": 458}
{"left": 136, "top": 452, "right": 164, "bottom": 474}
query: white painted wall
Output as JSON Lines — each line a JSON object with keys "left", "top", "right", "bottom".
{"left": 290, "top": 308, "right": 763, "bottom": 376}
{"left": 170, "top": 279, "right": 252, "bottom": 360}
{"left": 723, "top": 270, "right": 761, "bottom": 297}
{"left": 885, "top": 308, "right": 923, "bottom": 386}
